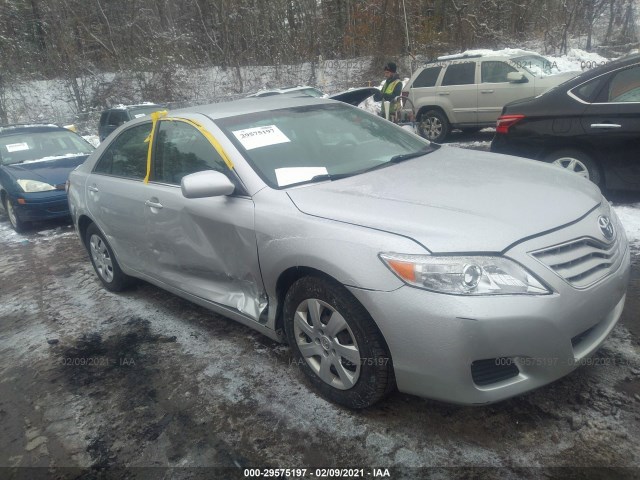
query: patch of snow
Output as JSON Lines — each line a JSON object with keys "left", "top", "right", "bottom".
{"left": 614, "top": 204, "right": 640, "bottom": 246}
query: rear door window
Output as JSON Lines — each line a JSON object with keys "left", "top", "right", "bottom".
{"left": 93, "top": 123, "right": 152, "bottom": 179}
{"left": 441, "top": 62, "right": 476, "bottom": 86}
{"left": 412, "top": 66, "right": 442, "bottom": 88}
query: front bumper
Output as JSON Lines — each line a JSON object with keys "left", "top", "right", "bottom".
{"left": 349, "top": 206, "right": 631, "bottom": 405}
{"left": 11, "top": 191, "right": 71, "bottom": 222}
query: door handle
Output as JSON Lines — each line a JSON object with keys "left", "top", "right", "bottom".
{"left": 438, "top": 92, "right": 450, "bottom": 96}
{"left": 590, "top": 123, "right": 621, "bottom": 129}
{"left": 87, "top": 185, "right": 99, "bottom": 192}
{"left": 481, "top": 89, "right": 494, "bottom": 93}
{"left": 145, "top": 200, "right": 163, "bottom": 209}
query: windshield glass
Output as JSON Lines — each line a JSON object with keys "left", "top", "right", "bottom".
{"left": 216, "top": 104, "right": 430, "bottom": 188}
{"left": 0, "top": 130, "right": 94, "bottom": 165}
{"left": 512, "top": 55, "right": 559, "bottom": 77}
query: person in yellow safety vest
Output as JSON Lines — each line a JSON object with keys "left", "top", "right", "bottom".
{"left": 379, "top": 62, "right": 403, "bottom": 120}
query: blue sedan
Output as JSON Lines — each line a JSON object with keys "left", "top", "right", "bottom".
{"left": 0, "top": 124, "right": 95, "bottom": 232}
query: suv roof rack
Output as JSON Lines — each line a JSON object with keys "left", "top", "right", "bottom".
{"left": 436, "top": 53, "right": 484, "bottom": 61}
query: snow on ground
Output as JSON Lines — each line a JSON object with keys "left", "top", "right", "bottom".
{"left": 615, "top": 204, "right": 640, "bottom": 246}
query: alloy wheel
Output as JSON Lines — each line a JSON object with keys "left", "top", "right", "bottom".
{"left": 89, "top": 233, "right": 114, "bottom": 283}
{"left": 552, "top": 157, "right": 590, "bottom": 179}
{"left": 293, "top": 298, "right": 361, "bottom": 390}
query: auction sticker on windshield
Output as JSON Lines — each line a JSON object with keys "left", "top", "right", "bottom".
{"left": 6, "top": 142, "right": 30, "bottom": 152}
{"left": 233, "top": 125, "right": 290, "bottom": 150}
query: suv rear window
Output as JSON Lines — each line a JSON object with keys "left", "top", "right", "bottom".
{"left": 441, "top": 63, "right": 476, "bottom": 86}
{"left": 412, "top": 66, "right": 442, "bottom": 88}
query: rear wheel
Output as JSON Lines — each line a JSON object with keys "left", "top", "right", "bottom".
{"left": 544, "top": 149, "right": 602, "bottom": 187}
{"left": 4, "top": 196, "right": 28, "bottom": 233}
{"left": 283, "top": 275, "right": 395, "bottom": 408}
{"left": 85, "top": 223, "right": 134, "bottom": 291}
{"left": 418, "top": 110, "right": 450, "bottom": 143}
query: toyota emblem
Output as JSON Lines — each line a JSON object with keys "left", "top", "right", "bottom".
{"left": 598, "top": 215, "right": 614, "bottom": 240}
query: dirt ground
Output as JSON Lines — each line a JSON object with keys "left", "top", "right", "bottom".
{"left": 1, "top": 203, "right": 640, "bottom": 479}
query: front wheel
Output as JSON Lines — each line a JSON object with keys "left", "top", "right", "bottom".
{"left": 4, "top": 196, "right": 28, "bottom": 233}
{"left": 85, "top": 223, "right": 134, "bottom": 292}
{"left": 418, "top": 110, "right": 450, "bottom": 143}
{"left": 544, "top": 149, "right": 602, "bottom": 187}
{"left": 283, "top": 276, "right": 395, "bottom": 408}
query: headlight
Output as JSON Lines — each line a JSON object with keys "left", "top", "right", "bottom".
{"left": 17, "top": 179, "right": 57, "bottom": 192}
{"left": 380, "top": 253, "right": 550, "bottom": 295}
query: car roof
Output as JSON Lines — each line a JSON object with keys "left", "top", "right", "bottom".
{"left": 432, "top": 49, "right": 544, "bottom": 63}
{"left": 170, "top": 95, "right": 343, "bottom": 121}
{"left": 103, "top": 103, "right": 162, "bottom": 111}
{"left": 0, "top": 124, "right": 67, "bottom": 136}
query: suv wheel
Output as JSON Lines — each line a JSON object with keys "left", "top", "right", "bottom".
{"left": 418, "top": 110, "right": 450, "bottom": 143}
{"left": 544, "top": 149, "right": 602, "bottom": 187}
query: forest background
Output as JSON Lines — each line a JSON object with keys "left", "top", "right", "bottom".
{"left": 0, "top": 0, "right": 638, "bottom": 127}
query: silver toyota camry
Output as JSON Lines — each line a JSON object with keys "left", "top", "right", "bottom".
{"left": 68, "top": 96, "right": 630, "bottom": 408}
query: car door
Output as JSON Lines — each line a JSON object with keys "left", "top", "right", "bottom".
{"left": 580, "top": 64, "right": 640, "bottom": 187}
{"left": 477, "top": 60, "right": 535, "bottom": 124}
{"left": 86, "top": 122, "right": 154, "bottom": 273}
{"left": 437, "top": 61, "right": 478, "bottom": 126}
{"left": 144, "top": 117, "right": 265, "bottom": 321}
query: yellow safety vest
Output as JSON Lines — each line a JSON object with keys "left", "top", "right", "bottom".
{"left": 382, "top": 79, "right": 401, "bottom": 115}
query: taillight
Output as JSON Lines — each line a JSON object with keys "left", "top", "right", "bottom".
{"left": 496, "top": 114, "right": 525, "bottom": 134}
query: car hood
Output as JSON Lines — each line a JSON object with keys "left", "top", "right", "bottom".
{"left": 286, "top": 147, "right": 601, "bottom": 253}
{"left": 2, "top": 155, "right": 88, "bottom": 186}
{"left": 329, "top": 87, "right": 380, "bottom": 106}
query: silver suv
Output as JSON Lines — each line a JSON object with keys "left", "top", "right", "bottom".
{"left": 404, "top": 51, "right": 579, "bottom": 142}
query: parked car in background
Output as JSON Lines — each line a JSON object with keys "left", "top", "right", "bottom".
{"left": 491, "top": 53, "right": 640, "bottom": 191}
{"left": 247, "top": 85, "right": 380, "bottom": 107}
{"left": 68, "top": 96, "right": 629, "bottom": 408}
{"left": 403, "top": 51, "right": 579, "bottom": 142}
{"left": 99, "top": 103, "right": 163, "bottom": 141}
{"left": 0, "top": 124, "right": 95, "bottom": 232}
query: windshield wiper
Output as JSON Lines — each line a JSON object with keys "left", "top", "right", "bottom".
{"left": 389, "top": 145, "right": 437, "bottom": 163}
{"left": 285, "top": 172, "right": 355, "bottom": 188}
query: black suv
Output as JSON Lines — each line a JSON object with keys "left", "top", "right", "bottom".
{"left": 491, "top": 53, "right": 640, "bottom": 191}
{"left": 98, "top": 103, "right": 163, "bottom": 141}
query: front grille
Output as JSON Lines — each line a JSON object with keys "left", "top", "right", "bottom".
{"left": 531, "top": 237, "right": 622, "bottom": 289}
{"left": 471, "top": 358, "right": 520, "bottom": 386}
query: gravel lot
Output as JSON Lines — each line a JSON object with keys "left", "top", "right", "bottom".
{"left": 2, "top": 138, "right": 640, "bottom": 479}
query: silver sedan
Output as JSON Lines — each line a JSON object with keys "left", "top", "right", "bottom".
{"left": 68, "top": 96, "right": 630, "bottom": 408}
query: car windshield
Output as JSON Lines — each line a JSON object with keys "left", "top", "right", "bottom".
{"left": 0, "top": 130, "right": 94, "bottom": 165}
{"left": 128, "top": 106, "right": 162, "bottom": 119}
{"left": 216, "top": 103, "right": 432, "bottom": 188}
{"left": 512, "top": 55, "right": 559, "bottom": 77}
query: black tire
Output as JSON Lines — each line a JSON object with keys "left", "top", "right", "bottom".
{"left": 544, "top": 149, "right": 602, "bottom": 187}
{"left": 417, "top": 109, "right": 450, "bottom": 143}
{"left": 283, "top": 275, "right": 395, "bottom": 409}
{"left": 85, "top": 223, "right": 134, "bottom": 292}
{"left": 4, "top": 196, "right": 28, "bottom": 233}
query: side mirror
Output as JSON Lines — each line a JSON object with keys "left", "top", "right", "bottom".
{"left": 507, "top": 72, "right": 528, "bottom": 83}
{"left": 181, "top": 170, "right": 235, "bottom": 199}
